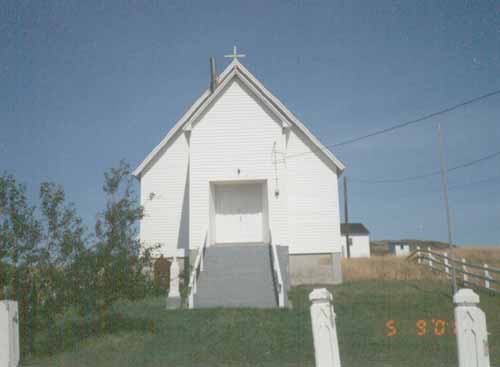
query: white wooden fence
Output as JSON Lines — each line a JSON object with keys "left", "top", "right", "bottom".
{"left": 411, "top": 246, "right": 500, "bottom": 295}
{"left": 0, "top": 300, "right": 20, "bottom": 367}
{"left": 308, "top": 287, "right": 491, "bottom": 367}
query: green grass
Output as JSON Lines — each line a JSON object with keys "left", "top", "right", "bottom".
{"left": 24, "top": 280, "right": 499, "bottom": 367}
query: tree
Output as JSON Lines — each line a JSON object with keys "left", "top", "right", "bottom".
{"left": 0, "top": 164, "right": 157, "bottom": 356}
{"left": 36, "top": 182, "right": 87, "bottom": 350}
{"left": 93, "top": 160, "right": 153, "bottom": 314}
{"left": 0, "top": 174, "right": 42, "bottom": 270}
{"left": 0, "top": 174, "right": 89, "bottom": 354}
{"left": 0, "top": 174, "right": 43, "bottom": 353}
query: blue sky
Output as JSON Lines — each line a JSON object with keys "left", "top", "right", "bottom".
{"left": 1, "top": 0, "right": 499, "bottom": 245}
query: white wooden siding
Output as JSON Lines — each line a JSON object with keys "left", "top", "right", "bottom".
{"left": 139, "top": 75, "right": 342, "bottom": 257}
{"left": 286, "top": 128, "right": 342, "bottom": 254}
{"left": 392, "top": 244, "right": 410, "bottom": 256}
{"left": 139, "top": 131, "right": 189, "bottom": 257}
{"left": 340, "top": 234, "right": 371, "bottom": 258}
{"left": 190, "top": 78, "right": 289, "bottom": 249}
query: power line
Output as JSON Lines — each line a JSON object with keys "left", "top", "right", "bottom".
{"left": 349, "top": 174, "right": 500, "bottom": 199}
{"left": 284, "top": 88, "right": 500, "bottom": 160}
{"left": 350, "top": 150, "right": 500, "bottom": 184}
{"left": 448, "top": 174, "right": 500, "bottom": 191}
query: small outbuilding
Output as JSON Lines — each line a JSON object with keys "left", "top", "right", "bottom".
{"left": 388, "top": 242, "right": 411, "bottom": 256}
{"left": 340, "top": 223, "right": 371, "bottom": 258}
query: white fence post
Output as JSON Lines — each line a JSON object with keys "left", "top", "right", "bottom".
{"left": 416, "top": 246, "right": 421, "bottom": 264}
{"left": 462, "top": 258, "right": 468, "bottom": 283}
{"left": 484, "top": 264, "right": 491, "bottom": 289}
{"left": 166, "top": 256, "right": 181, "bottom": 309}
{"left": 309, "top": 288, "right": 341, "bottom": 367}
{"left": 427, "top": 247, "right": 433, "bottom": 268}
{"left": 454, "top": 289, "right": 490, "bottom": 367}
{"left": 444, "top": 252, "right": 450, "bottom": 275}
{"left": 0, "top": 300, "right": 20, "bottom": 367}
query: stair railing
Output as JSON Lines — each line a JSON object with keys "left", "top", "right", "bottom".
{"left": 187, "top": 231, "right": 208, "bottom": 309}
{"left": 269, "top": 231, "right": 285, "bottom": 308}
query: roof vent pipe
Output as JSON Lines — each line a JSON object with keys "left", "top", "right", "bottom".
{"left": 210, "top": 57, "right": 218, "bottom": 92}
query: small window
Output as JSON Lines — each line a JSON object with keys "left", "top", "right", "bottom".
{"left": 348, "top": 238, "right": 353, "bottom": 246}
{"left": 400, "top": 245, "right": 404, "bottom": 250}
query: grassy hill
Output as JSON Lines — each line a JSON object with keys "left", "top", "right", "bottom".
{"left": 370, "top": 239, "right": 453, "bottom": 255}
{"left": 25, "top": 280, "right": 499, "bottom": 367}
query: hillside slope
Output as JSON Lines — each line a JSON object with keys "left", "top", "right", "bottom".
{"left": 371, "top": 239, "right": 452, "bottom": 255}
{"left": 26, "top": 280, "right": 500, "bottom": 367}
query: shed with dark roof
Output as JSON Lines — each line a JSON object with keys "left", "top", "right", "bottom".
{"left": 340, "top": 223, "right": 371, "bottom": 258}
{"left": 340, "top": 223, "right": 370, "bottom": 236}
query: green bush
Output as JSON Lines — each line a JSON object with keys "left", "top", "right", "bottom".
{"left": 0, "top": 161, "right": 158, "bottom": 358}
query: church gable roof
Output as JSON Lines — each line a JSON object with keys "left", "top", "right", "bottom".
{"left": 133, "top": 59, "right": 345, "bottom": 178}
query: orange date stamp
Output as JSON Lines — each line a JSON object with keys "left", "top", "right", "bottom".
{"left": 385, "top": 319, "right": 456, "bottom": 337}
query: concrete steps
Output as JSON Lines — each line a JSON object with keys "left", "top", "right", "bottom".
{"left": 194, "top": 244, "right": 288, "bottom": 308}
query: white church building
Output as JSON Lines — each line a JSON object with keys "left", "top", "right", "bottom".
{"left": 133, "top": 49, "right": 346, "bottom": 308}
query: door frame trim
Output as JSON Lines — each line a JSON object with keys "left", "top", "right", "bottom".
{"left": 208, "top": 179, "right": 270, "bottom": 246}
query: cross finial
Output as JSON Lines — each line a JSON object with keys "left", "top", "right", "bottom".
{"left": 224, "top": 45, "right": 246, "bottom": 61}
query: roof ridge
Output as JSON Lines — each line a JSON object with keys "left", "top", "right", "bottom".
{"left": 133, "top": 60, "right": 345, "bottom": 178}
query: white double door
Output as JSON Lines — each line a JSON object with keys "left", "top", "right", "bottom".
{"left": 214, "top": 183, "right": 264, "bottom": 244}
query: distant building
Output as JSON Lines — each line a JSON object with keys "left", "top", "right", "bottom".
{"left": 340, "top": 223, "right": 370, "bottom": 258}
{"left": 389, "top": 242, "right": 411, "bottom": 256}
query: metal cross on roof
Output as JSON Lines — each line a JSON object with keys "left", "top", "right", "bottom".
{"left": 224, "top": 45, "right": 246, "bottom": 61}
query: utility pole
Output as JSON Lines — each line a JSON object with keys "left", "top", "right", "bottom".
{"left": 437, "top": 124, "right": 457, "bottom": 294}
{"left": 343, "top": 176, "right": 351, "bottom": 258}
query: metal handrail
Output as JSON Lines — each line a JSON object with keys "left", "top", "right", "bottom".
{"left": 187, "top": 231, "right": 208, "bottom": 309}
{"left": 269, "top": 231, "right": 285, "bottom": 308}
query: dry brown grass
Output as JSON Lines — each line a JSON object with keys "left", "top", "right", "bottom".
{"left": 342, "top": 255, "right": 441, "bottom": 282}
{"left": 450, "top": 247, "right": 500, "bottom": 268}
{"left": 342, "top": 247, "right": 500, "bottom": 283}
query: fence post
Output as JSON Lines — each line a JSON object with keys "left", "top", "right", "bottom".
{"left": 416, "top": 246, "right": 421, "bottom": 264}
{"left": 462, "top": 258, "right": 468, "bottom": 283}
{"left": 484, "top": 264, "right": 491, "bottom": 289}
{"left": 454, "top": 289, "right": 490, "bottom": 367}
{"left": 0, "top": 300, "right": 20, "bottom": 367}
{"left": 444, "top": 252, "right": 450, "bottom": 275}
{"left": 166, "top": 256, "right": 181, "bottom": 309}
{"left": 427, "top": 247, "right": 433, "bottom": 268}
{"left": 309, "top": 288, "right": 341, "bottom": 367}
